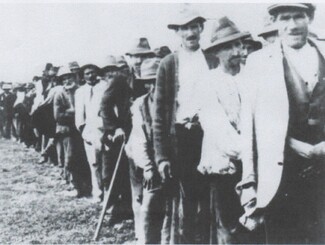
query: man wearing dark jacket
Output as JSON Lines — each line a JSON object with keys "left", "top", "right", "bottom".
{"left": 0, "top": 83, "right": 16, "bottom": 139}
{"left": 153, "top": 8, "right": 218, "bottom": 244}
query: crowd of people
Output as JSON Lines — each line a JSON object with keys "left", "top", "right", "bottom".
{"left": 0, "top": 3, "right": 324, "bottom": 244}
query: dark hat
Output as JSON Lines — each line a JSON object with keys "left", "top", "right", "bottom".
{"left": 80, "top": 64, "right": 100, "bottom": 73}
{"left": 168, "top": 8, "right": 206, "bottom": 30}
{"left": 43, "top": 63, "right": 53, "bottom": 73}
{"left": 154, "top": 46, "right": 172, "bottom": 58}
{"left": 139, "top": 58, "right": 160, "bottom": 80}
{"left": 69, "top": 61, "right": 80, "bottom": 70}
{"left": 125, "top": 37, "right": 155, "bottom": 56}
{"left": 243, "top": 35, "right": 262, "bottom": 51}
{"left": 25, "top": 83, "right": 35, "bottom": 90}
{"left": 206, "top": 17, "right": 250, "bottom": 52}
{"left": 268, "top": 3, "right": 316, "bottom": 16}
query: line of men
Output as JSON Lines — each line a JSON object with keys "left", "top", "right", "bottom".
{"left": 1, "top": 3, "right": 324, "bottom": 244}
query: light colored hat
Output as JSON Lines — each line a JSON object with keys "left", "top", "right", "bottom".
{"left": 206, "top": 17, "right": 250, "bottom": 52}
{"left": 258, "top": 22, "right": 278, "bottom": 37}
{"left": 2, "top": 83, "right": 12, "bottom": 90}
{"left": 125, "top": 37, "right": 155, "bottom": 56}
{"left": 57, "top": 66, "right": 73, "bottom": 78}
{"left": 268, "top": 3, "right": 315, "bottom": 16}
{"left": 168, "top": 8, "right": 206, "bottom": 30}
{"left": 100, "top": 55, "right": 120, "bottom": 71}
{"left": 69, "top": 61, "right": 80, "bottom": 70}
{"left": 139, "top": 58, "right": 160, "bottom": 80}
{"left": 115, "top": 56, "right": 128, "bottom": 68}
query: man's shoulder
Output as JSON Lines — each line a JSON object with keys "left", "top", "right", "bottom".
{"left": 160, "top": 53, "right": 177, "bottom": 67}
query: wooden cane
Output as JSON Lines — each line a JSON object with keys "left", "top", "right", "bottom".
{"left": 93, "top": 137, "right": 126, "bottom": 241}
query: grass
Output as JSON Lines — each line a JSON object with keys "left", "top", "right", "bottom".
{"left": 0, "top": 139, "right": 135, "bottom": 244}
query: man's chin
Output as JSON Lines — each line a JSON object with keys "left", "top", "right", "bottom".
{"left": 286, "top": 36, "right": 306, "bottom": 49}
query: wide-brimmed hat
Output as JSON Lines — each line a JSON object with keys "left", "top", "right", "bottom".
{"left": 243, "top": 35, "right": 262, "bottom": 51}
{"left": 2, "top": 83, "right": 12, "bottom": 90}
{"left": 125, "top": 37, "right": 155, "bottom": 56}
{"left": 154, "top": 46, "right": 172, "bottom": 58}
{"left": 268, "top": 3, "right": 315, "bottom": 16}
{"left": 139, "top": 58, "right": 160, "bottom": 80}
{"left": 206, "top": 17, "right": 250, "bottom": 52}
{"left": 257, "top": 21, "right": 278, "bottom": 37}
{"left": 80, "top": 64, "right": 100, "bottom": 73}
{"left": 168, "top": 8, "right": 206, "bottom": 30}
{"left": 57, "top": 66, "right": 74, "bottom": 78}
{"left": 69, "top": 61, "right": 80, "bottom": 71}
{"left": 100, "top": 55, "right": 120, "bottom": 72}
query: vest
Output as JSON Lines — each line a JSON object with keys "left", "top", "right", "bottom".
{"left": 283, "top": 43, "right": 325, "bottom": 145}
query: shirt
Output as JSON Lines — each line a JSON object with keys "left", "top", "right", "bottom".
{"left": 283, "top": 42, "right": 319, "bottom": 93}
{"left": 176, "top": 47, "right": 210, "bottom": 123}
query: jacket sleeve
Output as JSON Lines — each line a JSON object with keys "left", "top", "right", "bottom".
{"left": 53, "top": 91, "right": 74, "bottom": 125}
{"left": 153, "top": 57, "right": 172, "bottom": 165}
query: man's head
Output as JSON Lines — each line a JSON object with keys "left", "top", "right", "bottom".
{"left": 139, "top": 58, "right": 160, "bottom": 94}
{"left": 69, "top": 61, "right": 80, "bottom": 74}
{"left": 2, "top": 83, "right": 12, "bottom": 93}
{"left": 206, "top": 17, "right": 250, "bottom": 75}
{"left": 241, "top": 36, "right": 262, "bottom": 65}
{"left": 268, "top": 3, "right": 315, "bottom": 49}
{"left": 80, "top": 64, "right": 99, "bottom": 86}
{"left": 168, "top": 9, "right": 205, "bottom": 51}
{"left": 58, "top": 66, "right": 77, "bottom": 90}
{"left": 126, "top": 38, "right": 155, "bottom": 78}
{"left": 101, "top": 55, "right": 120, "bottom": 84}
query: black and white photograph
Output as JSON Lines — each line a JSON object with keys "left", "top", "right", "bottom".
{"left": 0, "top": 1, "right": 324, "bottom": 244}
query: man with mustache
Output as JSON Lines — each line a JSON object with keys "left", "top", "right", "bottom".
{"left": 152, "top": 7, "right": 218, "bottom": 243}
{"left": 199, "top": 16, "right": 252, "bottom": 244}
{"left": 238, "top": 3, "right": 325, "bottom": 243}
{"left": 75, "top": 63, "right": 106, "bottom": 203}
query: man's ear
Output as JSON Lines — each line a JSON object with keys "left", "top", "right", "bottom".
{"left": 199, "top": 23, "right": 204, "bottom": 33}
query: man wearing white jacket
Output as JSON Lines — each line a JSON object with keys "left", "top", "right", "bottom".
{"left": 239, "top": 3, "right": 325, "bottom": 243}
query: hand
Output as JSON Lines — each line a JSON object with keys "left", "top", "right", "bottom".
{"left": 158, "top": 160, "right": 172, "bottom": 182}
{"left": 113, "top": 128, "right": 125, "bottom": 142}
{"left": 310, "top": 141, "right": 325, "bottom": 159}
{"left": 143, "top": 168, "right": 157, "bottom": 190}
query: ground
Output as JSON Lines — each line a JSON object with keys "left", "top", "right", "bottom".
{"left": 0, "top": 139, "right": 135, "bottom": 244}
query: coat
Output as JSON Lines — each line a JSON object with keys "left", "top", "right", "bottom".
{"left": 152, "top": 50, "right": 218, "bottom": 166}
{"left": 240, "top": 38, "right": 325, "bottom": 210}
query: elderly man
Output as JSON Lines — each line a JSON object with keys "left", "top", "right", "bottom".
{"left": 75, "top": 63, "right": 107, "bottom": 203}
{"left": 239, "top": 3, "right": 325, "bottom": 243}
{"left": 126, "top": 37, "right": 155, "bottom": 99}
{"left": 153, "top": 8, "right": 218, "bottom": 243}
{"left": 198, "top": 16, "right": 253, "bottom": 244}
{"left": 54, "top": 66, "right": 90, "bottom": 197}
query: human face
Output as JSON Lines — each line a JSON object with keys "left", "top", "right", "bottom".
{"left": 129, "top": 54, "right": 152, "bottom": 78}
{"left": 240, "top": 41, "right": 255, "bottom": 65}
{"left": 62, "top": 74, "right": 77, "bottom": 90}
{"left": 275, "top": 9, "right": 310, "bottom": 49}
{"left": 215, "top": 39, "right": 244, "bottom": 75}
{"left": 83, "top": 67, "right": 98, "bottom": 85}
{"left": 176, "top": 22, "right": 202, "bottom": 51}
{"left": 102, "top": 70, "right": 118, "bottom": 85}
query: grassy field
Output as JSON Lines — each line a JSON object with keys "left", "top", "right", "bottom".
{"left": 0, "top": 139, "right": 135, "bottom": 244}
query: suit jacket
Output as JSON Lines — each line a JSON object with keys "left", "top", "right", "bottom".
{"left": 152, "top": 49, "right": 218, "bottom": 165}
{"left": 240, "top": 38, "right": 325, "bottom": 209}
{"left": 99, "top": 75, "right": 132, "bottom": 139}
{"left": 53, "top": 86, "right": 76, "bottom": 134}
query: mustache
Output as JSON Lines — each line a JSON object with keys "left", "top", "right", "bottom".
{"left": 186, "top": 35, "right": 197, "bottom": 41}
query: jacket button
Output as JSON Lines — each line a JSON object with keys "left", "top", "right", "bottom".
{"left": 278, "top": 162, "right": 283, "bottom": 166}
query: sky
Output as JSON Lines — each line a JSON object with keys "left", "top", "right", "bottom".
{"left": 0, "top": 1, "right": 325, "bottom": 83}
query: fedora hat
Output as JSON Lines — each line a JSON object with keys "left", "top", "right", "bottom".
{"left": 139, "top": 58, "right": 160, "bottom": 80}
{"left": 268, "top": 3, "right": 315, "bottom": 16}
{"left": 100, "top": 55, "right": 120, "bottom": 72}
{"left": 206, "top": 17, "right": 250, "bottom": 52}
{"left": 68, "top": 61, "right": 80, "bottom": 71}
{"left": 168, "top": 8, "right": 206, "bottom": 30}
{"left": 57, "top": 65, "right": 73, "bottom": 78}
{"left": 125, "top": 37, "right": 155, "bottom": 56}
{"left": 80, "top": 64, "right": 100, "bottom": 73}
{"left": 154, "top": 46, "right": 172, "bottom": 58}
{"left": 243, "top": 35, "right": 262, "bottom": 51}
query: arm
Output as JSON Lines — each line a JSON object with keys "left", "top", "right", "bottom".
{"left": 74, "top": 87, "right": 85, "bottom": 132}
{"left": 53, "top": 91, "right": 74, "bottom": 125}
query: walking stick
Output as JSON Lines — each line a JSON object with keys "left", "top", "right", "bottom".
{"left": 93, "top": 136, "right": 126, "bottom": 241}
